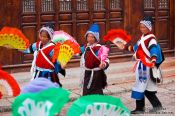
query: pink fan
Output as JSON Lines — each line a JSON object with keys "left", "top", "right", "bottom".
{"left": 52, "top": 31, "right": 76, "bottom": 44}
{"left": 98, "top": 46, "right": 109, "bottom": 62}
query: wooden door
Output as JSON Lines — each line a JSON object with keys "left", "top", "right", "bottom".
{"left": 21, "top": 0, "right": 125, "bottom": 63}
{"left": 129, "top": 0, "right": 174, "bottom": 56}
{"left": 0, "top": 0, "right": 174, "bottom": 66}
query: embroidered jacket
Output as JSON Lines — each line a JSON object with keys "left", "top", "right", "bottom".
{"left": 131, "top": 33, "right": 158, "bottom": 67}
{"left": 81, "top": 44, "right": 109, "bottom": 69}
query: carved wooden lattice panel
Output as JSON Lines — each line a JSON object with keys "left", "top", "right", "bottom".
{"left": 41, "top": 0, "right": 54, "bottom": 12}
{"left": 158, "top": 0, "right": 169, "bottom": 9}
{"left": 59, "top": 0, "right": 71, "bottom": 11}
{"left": 22, "top": 0, "right": 35, "bottom": 13}
{"left": 77, "top": 0, "right": 88, "bottom": 11}
{"left": 110, "top": 0, "right": 121, "bottom": 9}
{"left": 144, "top": 0, "right": 155, "bottom": 8}
{"left": 93, "top": 0, "right": 105, "bottom": 11}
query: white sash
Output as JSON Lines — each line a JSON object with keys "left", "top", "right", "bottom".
{"left": 30, "top": 41, "right": 41, "bottom": 80}
{"left": 140, "top": 34, "right": 155, "bottom": 58}
{"left": 81, "top": 44, "right": 102, "bottom": 89}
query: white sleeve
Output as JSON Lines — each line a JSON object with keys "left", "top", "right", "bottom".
{"left": 148, "top": 39, "right": 157, "bottom": 48}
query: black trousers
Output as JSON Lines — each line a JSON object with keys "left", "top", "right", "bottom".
{"left": 136, "top": 90, "right": 162, "bottom": 110}
{"left": 83, "top": 70, "right": 107, "bottom": 96}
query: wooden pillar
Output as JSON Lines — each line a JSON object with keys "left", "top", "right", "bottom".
{"left": 124, "top": 0, "right": 131, "bottom": 33}
{"left": 130, "top": 0, "right": 144, "bottom": 44}
{"left": 170, "top": 0, "right": 174, "bottom": 49}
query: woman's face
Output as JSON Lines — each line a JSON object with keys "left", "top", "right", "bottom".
{"left": 139, "top": 23, "right": 150, "bottom": 35}
{"left": 40, "top": 31, "right": 50, "bottom": 45}
{"left": 86, "top": 33, "right": 96, "bottom": 45}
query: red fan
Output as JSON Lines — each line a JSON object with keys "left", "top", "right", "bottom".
{"left": 52, "top": 42, "right": 61, "bottom": 62}
{"left": 63, "top": 40, "right": 80, "bottom": 54}
{"left": 0, "top": 70, "right": 20, "bottom": 98}
{"left": 0, "top": 27, "right": 29, "bottom": 50}
{"left": 104, "top": 29, "right": 131, "bottom": 49}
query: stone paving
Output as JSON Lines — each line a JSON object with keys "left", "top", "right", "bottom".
{"left": 59, "top": 79, "right": 175, "bottom": 116}
{"left": 1, "top": 76, "right": 174, "bottom": 116}
{"left": 0, "top": 57, "right": 175, "bottom": 116}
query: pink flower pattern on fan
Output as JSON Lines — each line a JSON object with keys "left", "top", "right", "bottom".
{"left": 52, "top": 31, "right": 77, "bottom": 44}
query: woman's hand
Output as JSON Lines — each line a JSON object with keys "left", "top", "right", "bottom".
{"left": 151, "top": 57, "right": 156, "bottom": 68}
{"left": 99, "top": 61, "right": 106, "bottom": 69}
{"left": 151, "top": 62, "right": 155, "bottom": 68}
{"left": 61, "top": 63, "right": 67, "bottom": 69}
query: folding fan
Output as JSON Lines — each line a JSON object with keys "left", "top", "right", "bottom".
{"left": 12, "top": 88, "right": 70, "bottom": 116}
{"left": 0, "top": 27, "right": 29, "bottom": 50}
{"left": 98, "top": 45, "right": 109, "bottom": 62}
{"left": 104, "top": 29, "right": 131, "bottom": 49}
{"left": 52, "top": 31, "right": 80, "bottom": 65}
{"left": 52, "top": 42, "right": 61, "bottom": 62}
{"left": 52, "top": 30, "right": 76, "bottom": 44}
{"left": 57, "top": 40, "right": 80, "bottom": 65}
{"left": 0, "top": 70, "right": 20, "bottom": 98}
{"left": 67, "top": 95, "right": 130, "bottom": 116}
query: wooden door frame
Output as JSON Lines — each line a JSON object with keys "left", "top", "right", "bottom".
{"left": 170, "top": 0, "right": 174, "bottom": 50}
{"left": 172, "top": 0, "right": 175, "bottom": 56}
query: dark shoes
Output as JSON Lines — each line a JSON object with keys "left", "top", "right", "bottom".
{"left": 131, "top": 106, "right": 163, "bottom": 114}
{"left": 131, "top": 109, "right": 145, "bottom": 114}
{"left": 149, "top": 106, "right": 163, "bottom": 113}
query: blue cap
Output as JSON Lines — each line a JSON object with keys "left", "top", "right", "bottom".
{"left": 85, "top": 23, "right": 100, "bottom": 42}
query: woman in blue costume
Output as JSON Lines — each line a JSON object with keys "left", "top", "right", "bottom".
{"left": 120, "top": 16, "right": 164, "bottom": 114}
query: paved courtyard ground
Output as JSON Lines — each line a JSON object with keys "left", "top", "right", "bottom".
{"left": 0, "top": 57, "right": 175, "bottom": 116}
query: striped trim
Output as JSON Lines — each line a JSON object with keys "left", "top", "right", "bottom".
{"left": 131, "top": 90, "right": 144, "bottom": 100}
{"left": 35, "top": 66, "right": 54, "bottom": 72}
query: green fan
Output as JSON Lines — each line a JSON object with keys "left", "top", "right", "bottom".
{"left": 67, "top": 95, "right": 130, "bottom": 116}
{"left": 12, "top": 88, "right": 70, "bottom": 116}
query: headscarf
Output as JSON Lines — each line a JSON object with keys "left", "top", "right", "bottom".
{"left": 39, "top": 23, "right": 54, "bottom": 40}
{"left": 140, "top": 16, "right": 153, "bottom": 31}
